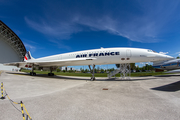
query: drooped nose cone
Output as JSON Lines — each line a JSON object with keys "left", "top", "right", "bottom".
{"left": 158, "top": 54, "right": 174, "bottom": 61}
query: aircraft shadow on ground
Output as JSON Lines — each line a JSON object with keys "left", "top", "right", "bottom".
{"left": 6, "top": 72, "right": 89, "bottom": 81}
{"left": 155, "top": 74, "right": 180, "bottom": 77}
{"left": 6, "top": 72, "right": 157, "bottom": 81}
{"left": 151, "top": 81, "right": 180, "bottom": 92}
{"left": 98, "top": 77, "right": 157, "bottom": 81}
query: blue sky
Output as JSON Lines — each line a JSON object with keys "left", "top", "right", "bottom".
{"left": 1, "top": 0, "right": 180, "bottom": 69}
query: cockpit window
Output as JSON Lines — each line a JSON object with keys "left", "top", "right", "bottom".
{"left": 148, "top": 50, "right": 153, "bottom": 52}
{"left": 148, "top": 50, "right": 157, "bottom": 53}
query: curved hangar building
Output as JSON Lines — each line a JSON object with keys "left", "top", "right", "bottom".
{"left": 0, "top": 20, "right": 26, "bottom": 71}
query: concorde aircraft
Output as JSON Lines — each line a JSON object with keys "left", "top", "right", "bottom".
{"left": 153, "top": 59, "right": 180, "bottom": 73}
{"left": 4, "top": 47, "right": 174, "bottom": 80}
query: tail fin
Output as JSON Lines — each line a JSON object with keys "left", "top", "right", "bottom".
{"left": 24, "top": 51, "right": 34, "bottom": 61}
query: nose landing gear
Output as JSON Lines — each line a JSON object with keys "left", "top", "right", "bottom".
{"left": 88, "top": 64, "right": 96, "bottom": 81}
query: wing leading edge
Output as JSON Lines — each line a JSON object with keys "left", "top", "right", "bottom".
{"left": 165, "top": 69, "right": 180, "bottom": 73}
{"left": 4, "top": 58, "right": 97, "bottom": 67}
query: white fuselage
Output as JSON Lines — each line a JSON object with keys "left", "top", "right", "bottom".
{"left": 28, "top": 48, "right": 173, "bottom": 67}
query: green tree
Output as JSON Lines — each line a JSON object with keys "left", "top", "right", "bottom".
{"left": 56, "top": 68, "right": 60, "bottom": 72}
{"left": 136, "top": 66, "right": 139, "bottom": 71}
{"left": 94, "top": 68, "right": 97, "bottom": 73}
{"left": 97, "top": 66, "right": 100, "bottom": 72}
{"left": 80, "top": 68, "right": 85, "bottom": 73}
{"left": 69, "top": 70, "right": 74, "bottom": 73}
{"left": 85, "top": 69, "right": 88, "bottom": 73}
{"left": 145, "top": 64, "right": 148, "bottom": 71}
{"left": 130, "top": 63, "right": 136, "bottom": 70}
{"left": 100, "top": 69, "right": 104, "bottom": 73}
{"left": 116, "top": 63, "right": 136, "bottom": 70}
{"left": 108, "top": 68, "right": 114, "bottom": 72}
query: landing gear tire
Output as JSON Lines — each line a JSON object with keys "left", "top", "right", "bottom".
{"left": 48, "top": 73, "right": 54, "bottom": 76}
{"left": 91, "top": 77, "right": 95, "bottom": 81}
{"left": 30, "top": 72, "right": 36, "bottom": 76}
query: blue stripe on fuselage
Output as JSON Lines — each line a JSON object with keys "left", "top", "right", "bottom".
{"left": 171, "top": 63, "right": 177, "bottom": 65}
{"left": 162, "top": 64, "right": 171, "bottom": 67}
{"left": 152, "top": 66, "right": 161, "bottom": 68}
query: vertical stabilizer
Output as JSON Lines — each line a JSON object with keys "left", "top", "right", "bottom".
{"left": 24, "top": 51, "right": 34, "bottom": 61}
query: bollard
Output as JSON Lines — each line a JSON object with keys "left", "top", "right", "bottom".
{"left": 1, "top": 83, "right": 32, "bottom": 119}
{"left": 26, "top": 115, "right": 28, "bottom": 120}
{"left": 21, "top": 101, "right": 25, "bottom": 120}
{"left": 0, "top": 82, "right": 5, "bottom": 99}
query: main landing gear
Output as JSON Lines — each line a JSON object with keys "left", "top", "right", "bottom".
{"left": 30, "top": 72, "right": 36, "bottom": 76}
{"left": 29, "top": 65, "right": 55, "bottom": 76}
{"left": 48, "top": 73, "right": 54, "bottom": 76}
{"left": 30, "top": 64, "right": 36, "bottom": 76}
{"left": 48, "top": 67, "right": 54, "bottom": 76}
{"left": 88, "top": 64, "right": 96, "bottom": 81}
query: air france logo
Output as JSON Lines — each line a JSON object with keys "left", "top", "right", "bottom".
{"left": 76, "top": 52, "right": 120, "bottom": 58}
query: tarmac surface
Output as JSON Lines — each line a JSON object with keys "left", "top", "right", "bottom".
{"left": 0, "top": 71, "right": 180, "bottom": 120}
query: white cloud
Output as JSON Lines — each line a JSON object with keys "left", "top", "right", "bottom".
{"left": 73, "top": 15, "right": 160, "bottom": 42}
{"left": 172, "top": 52, "right": 180, "bottom": 57}
{"left": 24, "top": 0, "right": 180, "bottom": 43}
{"left": 49, "top": 39, "right": 71, "bottom": 50}
{"left": 24, "top": 43, "right": 36, "bottom": 52}
{"left": 25, "top": 17, "right": 82, "bottom": 40}
{"left": 22, "top": 39, "right": 46, "bottom": 52}
{"left": 176, "top": 52, "right": 180, "bottom": 54}
{"left": 159, "top": 52, "right": 169, "bottom": 55}
{"left": 137, "top": 62, "right": 152, "bottom": 67}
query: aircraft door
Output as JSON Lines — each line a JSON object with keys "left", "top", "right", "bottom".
{"left": 59, "top": 55, "right": 62, "bottom": 60}
{"left": 126, "top": 49, "right": 132, "bottom": 57}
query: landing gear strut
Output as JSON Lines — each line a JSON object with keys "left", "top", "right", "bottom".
{"left": 30, "top": 64, "right": 36, "bottom": 76}
{"left": 48, "top": 67, "right": 54, "bottom": 76}
{"left": 88, "top": 64, "right": 95, "bottom": 81}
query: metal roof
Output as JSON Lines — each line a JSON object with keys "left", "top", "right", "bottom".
{"left": 0, "top": 20, "right": 26, "bottom": 62}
